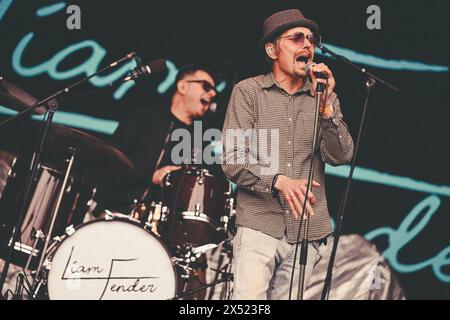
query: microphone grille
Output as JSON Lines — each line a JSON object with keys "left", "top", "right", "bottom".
{"left": 304, "top": 62, "right": 313, "bottom": 75}
{"left": 148, "top": 59, "right": 167, "bottom": 74}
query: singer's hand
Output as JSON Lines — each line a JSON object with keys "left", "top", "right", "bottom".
{"left": 274, "top": 175, "right": 320, "bottom": 220}
{"left": 152, "top": 165, "right": 182, "bottom": 186}
{"left": 309, "top": 63, "right": 335, "bottom": 118}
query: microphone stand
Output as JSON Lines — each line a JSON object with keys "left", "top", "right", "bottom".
{"left": 317, "top": 43, "right": 399, "bottom": 300}
{"left": 0, "top": 52, "right": 137, "bottom": 299}
{"left": 289, "top": 79, "right": 327, "bottom": 300}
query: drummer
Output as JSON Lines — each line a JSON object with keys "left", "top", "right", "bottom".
{"left": 95, "top": 64, "right": 220, "bottom": 214}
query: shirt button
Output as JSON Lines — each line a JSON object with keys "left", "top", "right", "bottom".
{"left": 287, "top": 141, "right": 292, "bottom": 145}
{"left": 250, "top": 187, "right": 254, "bottom": 191}
{"left": 265, "top": 188, "right": 269, "bottom": 192}
{"left": 285, "top": 210, "right": 290, "bottom": 214}
{"left": 289, "top": 117, "right": 293, "bottom": 122}
{"left": 339, "top": 135, "right": 342, "bottom": 138}
{"left": 287, "top": 163, "right": 291, "bottom": 167}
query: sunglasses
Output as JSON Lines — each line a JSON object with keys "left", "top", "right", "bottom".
{"left": 185, "top": 80, "right": 216, "bottom": 93}
{"left": 278, "top": 31, "right": 320, "bottom": 46}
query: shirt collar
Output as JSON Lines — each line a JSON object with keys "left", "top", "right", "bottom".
{"left": 261, "top": 72, "right": 314, "bottom": 96}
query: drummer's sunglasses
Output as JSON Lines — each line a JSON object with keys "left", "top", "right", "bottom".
{"left": 185, "top": 80, "right": 216, "bottom": 93}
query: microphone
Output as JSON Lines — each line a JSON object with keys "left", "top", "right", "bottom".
{"left": 305, "top": 62, "right": 328, "bottom": 79}
{"left": 123, "top": 58, "right": 167, "bottom": 82}
{"left": 306, "top": 62, "right": 327, "bottom": 93}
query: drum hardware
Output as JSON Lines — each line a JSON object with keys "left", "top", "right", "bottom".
{"left": 26, "top": 235, "right": 63, "bottom": 300}
{"left": 31, "top": 147, "right": 77, "bottom": 297}
{"left": 64, "top": 225, "right": 76, "bottom": 236}
{"left": 171, "top": 241, "right": 233, "bottom": 301}
{"left": 85, "top": 187, "right": 98, "bottom": 220}
{"left": 148, "top": 202, "right": 162, "bottom": 223}
{"left": 164, "top": 173, "right": 172, "bottom": 187}
{"left": 144, "top": 202, "right": 163, "bottom": 236}
{"left": 65, "top": 176, "right": 73, "bottom": 193}
{"left": 160, "top": 205, "right": 169, "bottom": 222}
{"left": 104, "top": 210, "right": 113, "bottom": 220}
{"left": 171, "top": 243, "right": 212, "bottom": 300}
{"left": 171, "top": 272, "right": 233, "bottom": 300}
{"left": 23, "top": 230, "right": 45, "bottom": 271}
{"left": 130, "top": 201, "right": 169, "bottom": 237}
{"left": 221, "top": 196, "right": 235, "bottom": 234}
{"left": 5, "top": 156, "right": 17, "bottom": 180}
{"left": 219, "top": 215, "right": 229, "bottom": 233}
{"left": 130, "top": 199, "right": 148, "bottom": 220}
{"left": 194, "top": 203, "right": 201, "bottom": 216}
{"left": 172, "top": 243, "right": 218, "bottom": 279}
{"left": 180, "top": 211, "right": 213, "bottom": 224}
{"left": 197, "top": 169, "right": 207, "bottom": 185}
{"left": 192, "top": 243, "right": 218, "bottom": 256}
{"left": 207, "top": 239, "right": 234, "bottom": 300}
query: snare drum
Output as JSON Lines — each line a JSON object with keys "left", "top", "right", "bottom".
{"left": 41, "top": 213, "right": 177, "bottom": 300}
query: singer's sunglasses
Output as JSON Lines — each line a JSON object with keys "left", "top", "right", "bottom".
{"left": 278, "top": 31, "right": 320, "bottom": 46}
{"left": 185, "top": 80, "right": 216, "bottom": 93}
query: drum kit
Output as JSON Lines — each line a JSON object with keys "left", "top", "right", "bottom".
{"left": 0, "top": 77, "right": 235, "bottom": 300}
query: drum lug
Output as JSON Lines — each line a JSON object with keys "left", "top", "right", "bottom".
{"left": 104, "top": 210, "right": 115, "bottom": 220}
{"left": 220, "top": 215, "right": 229, "bottom": 232}
{"left": 197, "top": 169, "right": 207, "bottom": 185}
{"left": 43, "top": 259, "right": 52, "bottom": 271}
{"left": 164, "top": 173, "right": 172, "bottom": 187}
{"left": 147, "top": 202, "right": 158, "bottom": 224}
{"left": 7, "top": 168, "right": 16, "bottom": 179}
{"left": 194, "top": 203, "right": 201, "bottom": 215}
{"left": 65, "top": 224, "right": 76, "bottom": 236}
{"left": 160, "top": 206, "right": 168, "bottom": 222}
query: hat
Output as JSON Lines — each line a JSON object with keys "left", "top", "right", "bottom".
{"left": 260, "top": 9, "right": 320, "bottom": 48}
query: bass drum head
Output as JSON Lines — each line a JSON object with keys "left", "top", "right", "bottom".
{"left": 47, "top": 217, "right": 177, "bottom": 300}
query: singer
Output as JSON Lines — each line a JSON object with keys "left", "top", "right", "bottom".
{"left": 222, "top": 9, "right": 354, "bottom": 299}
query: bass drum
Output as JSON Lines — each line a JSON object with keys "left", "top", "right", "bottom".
{"left": 43, "top": 213, "right": 177, "bottom": 300}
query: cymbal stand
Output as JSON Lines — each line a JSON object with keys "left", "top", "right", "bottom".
{"left": 30, "top": 147, "right": 76, "bottom": 299}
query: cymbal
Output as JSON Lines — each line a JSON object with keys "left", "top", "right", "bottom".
{"left": 0, "top": 76, "right": 46, "bottom": 114}
{"left": 0, "top": 121, "right": 134, "bottom": 183}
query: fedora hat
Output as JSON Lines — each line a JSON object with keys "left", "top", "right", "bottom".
{"left": 260, "top": 9, "right": 320, "bottom": 48}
